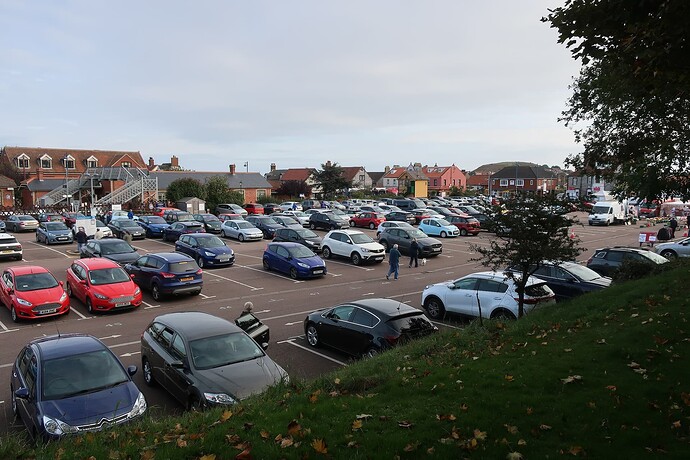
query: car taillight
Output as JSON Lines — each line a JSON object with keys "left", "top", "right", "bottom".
{"left": 195, "top": 269, "right": 202, "bottom": 275}
{"left": 160, "top": 272, "right": 176, "bottom": 279}
{"left": 384, "top": 334, "right": 400, "bottom": 346}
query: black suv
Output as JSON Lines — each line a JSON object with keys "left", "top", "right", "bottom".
{"left": 245, "top": 215, "right": 283, "bottom": 239}
{"left": 378, "top": 227, "right": 443, "bottom": 258}
{"left": 308, "top": 212, "right": 349, "bottom": 231}
{"left": 273, "top": 227, "right": 323, "bottom": 253}
{"left": 585, "top": 247, "right": 669, "bottom": 277}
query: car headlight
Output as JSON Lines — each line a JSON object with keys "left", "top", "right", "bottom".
{"left": 17, "top": 298, "right": 32, "bottom": 307}
{"left": 127, "top": 392, "right": 147, "bottom": 418}
{"left": 360, "top": 247, "right": 370, "bottom": 253}
{"left": 203, "top": 251, "right": 215, "bottom": 257}
{"left": 59, "top": 292, "right": 68, "bottom": 302}
{"left": 94, "top": 292, "right": 108, "bottom": 300}
{"left": 134, "top": 287, "right": 141, "bottom": 295}
{"left": 297, "top": 262, "right": 309, "bottom": 268}
{"left": 203, "top": 392, "right": 236, "bottom": 405}
{"left": 43, "top": 415, "right": 78, "bottom": 436}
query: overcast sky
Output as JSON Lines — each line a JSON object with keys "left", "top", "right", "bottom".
{"left": 1, "top": 1, "right": 581, "bottom": 174}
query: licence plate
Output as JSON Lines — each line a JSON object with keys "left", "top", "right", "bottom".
{"left": 180, "top": 277, "right": 193, "bottom": 282}
{"left": 313, "top": 269, "right": 324, "bottom": 274}
{"left": 2, "top": 250, "right": 13, "bottom": 253}
{"left": 219, "top": 257, "right": 230, "bottom": 262}
{"left": 38, "top": 308, "right": 57, "bottom": 315}
{"left": 374, "top": 256, "right": 384, "bottom": 260}
{"left": 116, "top": 302, "right": 130, "bottom": 307}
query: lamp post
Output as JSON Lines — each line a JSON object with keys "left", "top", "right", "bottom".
{"left": 64, "top": 154, "right": 70, "bottom": 210}
{"left": 85, "top": 173, "right": 100, "bottom": 216}
{"left": 514, "top": 162, "right": 519, "bottom": 195}
{"left": 244, "top": 161, "right": 249, "bottom": 172}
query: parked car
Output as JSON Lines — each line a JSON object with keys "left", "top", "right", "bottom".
{"left": 349, "top": 212, "right": 386, "bottom": 230}
{"left": 220, "top": 219, "right": 264, "bottom": 242}
{"left": 418, "top": 217, "right": 460, "bottom": 238}
{"left": 270, "top": 215, "right": 303, "bottom": 230}
{"left": 81, "top": 238, "right": 141, "bottom": 265}
{"left": 274, "top": 210, "right": 310, "bottom": 227}
{"left": 175, "top": 233, "right": 235, "bottom": 268}
{"left": 95, "top": 219, "right": 113, "bottom": 239}
{"left": 244, "top": 203, "right": 265, "bottom": 215}
{"left": 273, "top": 227, "right": 323, "bottom": 252}
{"left": 505, "top": 261, "right": 611, "bottom": 302}
{"left": 245, "top": 215, "right": 283, "bottom": 239}
{"left": 153, "top": 206, "right": 178, "bottom": 217}
{"left": 216, "top": 203, "right": 248, "bottom": 217}
{"left": 62, "top": 212, "right": 85, "bottom": 228}
{"left": 308, "top": 211, "right": 350, "bottom": 231}
{"left": 421, "top": 271, "right": 556, "bottom": 320}
{"left": 383, "top": 210, "right": 417, "bottom": 225}
{"left": 140, "top": 312, "right": 287, "bottom": 409}
{"left": 217, "top": 213, "right": 244, "bottom": 222}
{"left": 11, "top": 333, "right": 146, "bottom": 441}
{"left": 304, "top": 298, "right": 437, "bottom": 358}
{"left": 37, "top": 212, "right": 65, "bottom": 223}
{"left": 378, "top": 227, "right": 443, "bottom": 258}
{"left": 65, "top": 258, "right": 143, "bottom": 313}
{"left": 6, "top": 214, "right": 39, "bottom": 232}
{"left": 136, "top": 215, "right": 170, "bottom": 238}
{"left": 163, "top": 210, "right": 195, "bottom": 224}
{"left": 445, "top": 215, "right": 481, "bottom": 236}
{"left": 262, "top": 203, "right": 280, "bottom": 215}
{"left": 586, "top": 247, "right": 669, "bottom": 277}
{"left": 279, "top": 201, "right": 302, "bottom": 212}
{"left": 409, "top": 208, "right": 442, "bottom": 224}
{"left": 263, "top": 242, "right": 327, "bottom": 279}
{"left": 0, "top": 233, "right": 23, "bottom": 261}
{"left": 193, "top": 213, "right": 222, "bottom": 233}
{"left": 321, "top": 229, "right": 386, "bottom": 265}
{"left": 108, "top": 219, "right": 146, "bottom": 240}
{"left": 376, "top": 220, "right": 415, "bottom": 237}
{"left": 0, "top": 265, "right": 70, "bottom": 322}
{"left": 36, "top": 221, "right": 73, "bottom": 245}
{"left": 162, "top": 221, "right": 206, "bottom": 242}
{"left": 0, "top": 220, "right": 5, "bottom": 232}
{"left": 654, "top": 237, "right": 690, "bottom": 260}
{"left": 125, "top": 252, "right": 203, "bottom": 301}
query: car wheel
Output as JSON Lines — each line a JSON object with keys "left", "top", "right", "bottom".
{"left": 440, "top": 231, "right": 447, "bottom": 238}
{"left": 460, "top": 228, "right": 468, "bottom": 236}
{"left": 10, "top": 384, "right": 17, "bottom": 416}
{"left": 86, "top": 297, "right": 94, "bottom": 314}
{"left": 289, "top": 267, "right": 298, "bottom": 280}
{"left": 263, "top": 258, "right": 270, "bottom": 270}
{"left": 351, "top": 252, "right": 362, "bottom": 266}
{"left": 220, "top": 229, "right": 227, "bottom": 238}
{"left": 310, "top": 223, "right": 317, "bottom": 230}
{"left": 188, "top": 394, "right": 204, "bottom": 411}
{"left": 369, "top": 222, "right": 375, "bottom": 230}
{"left": 424, "top": 297, "right": 445, "bottom": 320}
{"left": 363, "top": 347, "right": 379, "bottom": 359}
{"left": 191, "top": 289, "right": 201, "bottom": 296}
{"left": 151, "top": 283, "right": 162, "bottom": 301}
{"left": 349, "top": 220, "right": 355, "bottom": 227}
{"left": 660, "top": 249, "right": 677, "bottom": 260}
{"left": 10, "top": 306, "right": 18, "bottom": 323}
{"left": 238, "top": 233, "right": 245, "bottom": 242}
{"left": 322, "top": 247, "right": 332, "bottom": 259}
{"left": 197, "top": 257, "right": 205, "bottom": 269}
{"left": 142, "top": 357, "right": 156, "bottom": 386}
{"left": 65, "top": 282, "right": 73, "bottom": 297}
{"left": 380, "top": 240, "right": 389, "bottom": 252}
{"left": 35, "top": 233, "right": 40, "bottom": 243}
{"left": 306, "top": 323, "right": 319, "bottom": 347}
{"left": 490, "top": 309, "right": 516, "bottom": 321}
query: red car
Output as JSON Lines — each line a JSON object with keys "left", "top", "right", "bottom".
{"left": 66, "top": 258, "right": 142, "bottom": 313}
{"left": 349, "top": 212, "right": 386, "bottom": 229}
{"left": 0, "top": 266, "right": 70, "bottom": 322}
{"left": 153, "top": 206, "right": 178, "bottom": 217}
{"left": 446, "top": 215, "right": 481, "bottom": 236}
{"left": 409, "top": 209, "right": 442, "bottom": 224}
{"left": 62, "top": 212, "right": 85, "bottom": 229}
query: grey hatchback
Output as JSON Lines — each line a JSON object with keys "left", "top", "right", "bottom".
{"left": 378, "top": 227, "right": 443, "bottom": 258}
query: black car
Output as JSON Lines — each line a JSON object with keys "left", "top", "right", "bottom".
{"left": 162, "top": 221, "right": 206, "bottom": 242}
{"left": 273, "top": 227, "right": 323, "bottom": 252}
{"left": 308, "top": 212, "right": 349, "bottom": 231}
{"left": 304, "top": 298, "right": 437, "bottom": 358}
{"left": 245, "top": 215, "right": 283, "bottom": 239}
{"left": 163, "top": 210, "right": 195, "bottom": 224}
{"left": 108, "top": 219, "right": 146, "bottom": 240}
{"left": 586, "top": 247, "right": 669, "bottom": 277}
{"left": 140, "top": 312, "right": 287, "bottom": 409}
{"left": 125, "top": 252, "right": 203, "bottom": 300}
{"left": 81, "top": 238, "right": 141, "bottom": 265}
{"left": 11, "top": 334, "right": 146, "bottom": 441}
{"left": 262, "top": 203, "right": 280, "bottom": 215}
{"left": 385, "top": 211, "right": 417, "bottom": 225}
{"left": 378, "top": 227, "right": 443, "bottom": 258}
{"left": 506, "top": 261, "right": 612, "bottom": 302}
{"left": 193, "top": 213, "right": 222, "bottom": 233}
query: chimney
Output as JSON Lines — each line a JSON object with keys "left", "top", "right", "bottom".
{"left": 384, "top": 166, "right": 390, "bottom": 173}
{"left": 37, "top": 168, "right": 44, "bottom": 181}
{"left": 270, "top": 163, "right": 276, "bottom": 172}
{"left": 326, "top": 160, "right": 332, "bottom": 168}
{"left": 148, "top": 157, "right": 155, "bottom": 168}
{"left": 171, "top": 155, "right": 179, "bottom": 167}
{"left": 230, "top": 164, "right": 236, "bottom": 175}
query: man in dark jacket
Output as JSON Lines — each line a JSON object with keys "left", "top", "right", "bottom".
{"left": 669, "top": 216, "right": 678, "bottom": 238}
{"left": 75, "top": 227, "right": 88, "bottom": 254}
{"left": 409, "top": 238, "right": 420, "bottom": 268}
{"left": 386, "top": 244, "right": 401, "bottom": 280}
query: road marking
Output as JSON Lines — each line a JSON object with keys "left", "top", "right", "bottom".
{"left": 236, "top": 264, "right": 303, "bottom": 283}
{"left": 26, "top": 241, "right": 74, "bottom": 258}
{"left": 278, "top": 338, "right": 347, "bottom": 366}
{"left": 361, "top": 292, "right": 375, "bottom": 296}
{"left": 142, "top": 301, "right": 160, "bottom": 308}
{"left": 199, "top": 293, "right": 216, "bottom": 299}
{"left": 98, "top": 334, "right": 122, "bottom": 340}
{"left": 285, "top": 321, "right": 302, "bottom": 326}
{"left": 71, "top": 308, "right": 89, "bottom": 319}
{"left": 204, "top": 270, "right": 264, "bottom": 290}
{"left": 120, "top": 351, "right": 141, "bottom": 357}
{"left": 431, "top": 320, "right": 464, "bottom": 330}
{"left": 0, "top": 319, "right": 8, "bottom": 331}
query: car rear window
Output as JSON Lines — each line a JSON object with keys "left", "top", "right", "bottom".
{"left": 168, "top": 260, "right": 198, "bottom": 274}
{"left": 524, "top": 283, "right": 552, "bottom": 298}
{"left": 0, "top": 236, "right": 19, "bottom": 244}
{"left": 388, "top": 313, "right": 435, "bottom": 333}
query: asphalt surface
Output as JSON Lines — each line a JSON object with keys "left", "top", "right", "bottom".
{"left": 0, "top": 213, "right": 658, "bottom": 436}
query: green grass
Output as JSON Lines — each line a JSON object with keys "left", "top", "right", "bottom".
{"left": 6, "top": 263, "right": 690, "bottom": 459}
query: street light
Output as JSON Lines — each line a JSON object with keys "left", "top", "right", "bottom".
{"left": 85, "top": 173, "right": 100, "bottom": 216}
{"left": 243, "top": 161, "right": 249, "bottom": 172}
{"left": 64, "top": 154, "right": 71, "bottom": 210}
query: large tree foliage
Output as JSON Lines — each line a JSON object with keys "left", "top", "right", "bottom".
{"left": 470, "top": 194, "right": 583, "bottom": 318}
{"left": 204, "top": 175, "right": 243, "bottom": 211}
{"left": 543, "top": 0, "right": 690, "bottom": 201}
{"left": 312, "top": 162, "right": 351, "bottom": 199}
{"left": 165, "top": 178, "right": 206, "bottom": 203}
{"left": 275, "top": 180, "right": 312, "bottom": 198}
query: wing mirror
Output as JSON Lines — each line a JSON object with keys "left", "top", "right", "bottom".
{"left": 127, "top": 365, "right": 137, "bottom": 376}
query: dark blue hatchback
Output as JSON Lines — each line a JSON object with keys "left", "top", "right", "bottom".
{"left": 136, "top": 215, "right": 170, "bottom": 238}
{"left": 263, "top": 242, "right": 327, "bottom": 279}
{"left": 11, "top": 334, "right": 146, "bottom": 441}
{"left": 175, "top": 233, "right": 235, "bottom": 268}
{"left": 125, "top": 252, "right": 203, "bottom": 301}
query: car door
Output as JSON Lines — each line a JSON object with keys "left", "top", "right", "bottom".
{"left": 127, "top": 256, "right": 152, "bottom": 287}
{"left": 67, "top": 263, "right": 88, "bottom": 304}
{"left": 0, "top": 270, "right": 14, "bottom": 310}
{"left": 176, "top": 235, "right": 193, "bottom": 258}
{"left": 443, "top": 277, "right": 480, "bottom": 316}
{"left": 165, "top": 331, "right": 194, "bottom": 405}
{"left": 12, "top": 346, "right": 39, "bottom": 435}
{"left": 551, "top": 265, "right": 580, "bottom": 300}
{"left": 345, "top": 307, "right": 379, "bottom": 355}
{"left": 318, "top": 305, "right": 357, "bottom": 352}
{"left": 273, "top": 244, "right": 292, "bottom": 274}
{"left": 227, "top": 221, "right": 240, "bottom": 239}
{"left": 475, "top": 279, "right": 510, "bottom": 317}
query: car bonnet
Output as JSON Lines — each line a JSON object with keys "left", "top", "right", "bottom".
{"left": 195, "top": 356, "right": 285, "bottom": 400}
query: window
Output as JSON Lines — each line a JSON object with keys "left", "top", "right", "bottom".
{"left": 433, "top": 179, "right": 438, "bottom": 186}
{"left": 509, "top": 179, "right": 515, "bottom": 186}
{"left": 530, "top": 180, "right": 534, "bottom": 185}
{"left": 40, "top": 155, "right": 53, "bottom": 169}
{"left": 359, "top": 174, "right": 365, "bottom": 182}
{"left": 16, "top": 154, "right": 29, "bottom": 169}
{"left": 516, "top": 179, "right": 524, "bottom": 187}
{"left": 500, "top": 179, "right": 508, "bottom": 187}
{"left": 62, "top": 156, "right": 75, "bottom": 169}
{"left": 170, "top": 334, "right": 187, "bottom": 360}
{"left": 257, "top": 189, "right": 266, "bottom": 198}
{"left": 443, "top": 179, "right": 447, "bottom": 186}
{"left": 86, "top": 156, "right": 98, "bottom": 168}
{"left": 121, "top": 161, "right": 132, "bottom": 168}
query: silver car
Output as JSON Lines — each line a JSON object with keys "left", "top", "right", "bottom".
{"left": 220, "top": 219, "right": 263, "bottom": 242}
{"left": 654, "top": 237, "right": 690, "bottom": 260}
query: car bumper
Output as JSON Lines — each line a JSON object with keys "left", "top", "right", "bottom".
{"left": 91, "top": 293, "right": 143, "bottom": 311}
{"left": 160, "top": 282, "right": 203, "bottom": 296}
{"left": 15, "top": 301, "right": 70, "bottom": 320}
{"left": 203, "top": 255, "right": 235, "bottom": 267}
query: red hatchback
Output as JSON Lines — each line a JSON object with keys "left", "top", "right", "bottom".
{"left": 349, "top": 212, "right": 386, "bottom": 230}
{"left": 66, "top": 258, "right": 142, "bottom": 314}
{"left": 0, "top": 266, "right": 70, "bottom": 322}
{"left": 446, "top": 214, "right": 481, "bottom": 236}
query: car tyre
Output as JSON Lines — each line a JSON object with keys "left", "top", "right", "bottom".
{"left": 460, "top": 228, "right": 468, "bottom": 236}
{"left": 197, "top": 257, "right": 205, "bottom": 269}
{"left": 660, "top": 249, "right": 677, "bottom": 260}
{"left": 424, "top": 297, "right": 445, "bottom": 320}
{"left": 263, "top": 258, "right": 270, "bottom": 270}
{"left": 369, "top": 222, "right": 375, "bottom": 230}
{"left": 220, "top": 229, "right": 227, "bottom": 238}
{"left": 238, "top": 233, "right": 245, "bottom": 242}
{"left": 188, "top": 394, "right": 204, "bottom": 411}
{"left": 142, "top": 357, "right": 156, "bottom": 386}
{"left": 440, "top": 231, "right": 447, "bottom": 238}
{"left": 351, "top": 252, "right": 362, "bottom": 266}
{"left": 349, "top": 220, "right": 355, "bottom": 227}
{"left": 151, "top": 283, "right": 162, "bottom": 301}
{"left": 86, "top": 297, "right": 94, "bottom": 314}
{"left": 322, "top": 247, "right": 332, "bottom": 259}
{"left": 306, "top": 323, "right": 319, "bottom": 347}
{"left": 363, "top": 347, "right": 379, "bottom": 359}
{"left": 289, "top": 267, "right": 299, "bottom": 279}
{"left": 10, "top": 384, "right": 17, "bottom": 416}
{"left": 10, "top": 306, "right": 19, "bottom": 323}
{"left": 380, "top": 240, "right": 389, "bottom": 252}
{"left": 490, "top": 309, "right": 516, "bottom": 321}
{"left": 310, "top": 223, "right": 317, "bottom": 230}
{"left": 65, "top": 281, "right": 73, "bottom": 297}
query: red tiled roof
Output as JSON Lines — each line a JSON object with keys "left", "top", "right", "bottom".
{"left": 281, "top": 168, "right": 316, "bottom": 181}
{"left": 467, "top": 174, "right": 491, "bottom": 186}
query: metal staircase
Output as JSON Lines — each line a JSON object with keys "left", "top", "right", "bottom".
{"left": 39, "top": 175, "right": 88, "bottom": 206}
{"left": 94, "top": 175, "right": 158, "bottom": 205}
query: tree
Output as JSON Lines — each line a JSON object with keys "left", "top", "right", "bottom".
{"left": 470, "top": 193, "right": 583, "bottom": 318}
{"left": 543, "top": 1, "right": 690, "bottom": 201}
{"left": 275, "top": 180, "right": 311, "bottom": 199}
{"left": 165, "top": 178, "right": 206, "bottom": 203}
{"left": 312, "top": 162, "right": 351, "bottom": 199}
{"left": 205, "top": 175, "right": 242, "bottom": 211}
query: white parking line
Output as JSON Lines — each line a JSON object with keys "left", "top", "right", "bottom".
{"left": 71, "top": 308, "right": 88, "bottom": 319}
{"left": 235, "top": 264, "right": 302, "bottom": 284}
{"left": 278, "top": 338, "right": 347, "bottom": 366}
{"left": 0, "top": 319, "right": 9, "bottom": 331}
{"left": 26, "top": 241, "right": 75, "bottom": 258}
{"left": 203, "top": 270, "right": 264, "bottom": 290}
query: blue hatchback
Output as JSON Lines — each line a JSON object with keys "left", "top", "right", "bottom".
{"left": 263, "top": 242, "right": 327, "bottom": 279}
{"left": 125, "top": 252, "right": 203, "bottom": 301}
{"left": 175, "top": 233, "right": 235, "bottom": 268}
{"left": 136, "top": 215, "right": 170, "bottom": 238}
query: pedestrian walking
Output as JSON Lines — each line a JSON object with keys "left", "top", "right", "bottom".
{"left": 669, "top": 216, "right": 678, "bottom": 239}
{"left": 386, "top": 244, "right": 401, "bottom": 280}
{"left": 75, "top": 226, "right": 88, "bottom": 254}
{"left": 127, "top": 209, "right": 134, "bottom": 220}
{"left": 409, "top": 238, "right": 420, "bottom": 268}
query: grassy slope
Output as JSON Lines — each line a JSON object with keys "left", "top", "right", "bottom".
{"left": 5, "top": 264, "right": 690, "bottom": 459}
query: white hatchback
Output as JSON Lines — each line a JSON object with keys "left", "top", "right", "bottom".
{"left": 280, "top": 201, "right": 303, "bottom": 212}
{"left": 321, "top": 229, "right": 386, "bottom": 265}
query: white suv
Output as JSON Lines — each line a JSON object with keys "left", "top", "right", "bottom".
{"left": 321, "top": 229, "right": 386, "bottom": 265}
{"left": 0, "top": 232, "right": 23, "bottom": 261}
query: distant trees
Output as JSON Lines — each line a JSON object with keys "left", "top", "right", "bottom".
{"left": 165, "top": 178, "right": 206, "bottom": 203}
{"left": 166, "top": 176, "right": 243, "bottom": 212}
{"left": 275, "top": 180, "right": 311, "bottom": 199}
{"left": 313, "top": 162, "right": 351, "bottom": 199}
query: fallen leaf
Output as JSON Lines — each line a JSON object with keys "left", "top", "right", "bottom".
{"left": 436, "top": 414, "right": 456, "bottom": 421}
{"left": 356, "top": 414, "right": 373, "bottom": 420}
{"left": 526, "top": 407, "right": 533, "bottom": 415}
{"left": 220, "top": 410, "right": 233, "bottom": 421}
{"left": 287, "top": 420, "right": 302, "bottom": 436}
{"left": 504, "top": 424, "right": 518, "bottom": 434}
{"left": 352, "top": 420, "right": 363, "bottom": 431}
{"left": 260, "top": 430, "right": 270, "bottom": 440}
{"left": 225, "top": 434, "right": 241, "bottom": 444}
{"left": 334, "top": 378, "right": 340, "bottom": 385}
{"left": 140, "top": 451, "right": 155, "bottom": 460}
{"left": 596, "top": 338, "right": 607, "bottom": 344}
{"left": 473, "top": 429, "right": 487, "bottom": 440}
{"left": 568, "top": 446, "right": 585, "bottom": 455}
{"left": 199, "top": 455, "right": 216, "bottom": 460}
{"left": 672, "top": 420, "right": 681, "bottom": 429}
{"left": 561, "top": 375, "right": 583, "bottom": 384}
{"left": 176, "top": 438, "right": 187, "bottom": 448}
{"left": 517, "top": 439, "right": 527, "bottom": 446}
{"left": 398, "top": 420, "right": 413, "bottom": 428}
{"left": 403, "top": 442, "right": 419, "bottom": 452}
{"left": 606, "top": 385, "right": 617, "bottom": 391}
{"left": 235, "top": 448, "right": 252, "bottom": 460}
{"left": 311, "top": 438, "right": 328, "bottom": 454}
{"left": 504, "top": 374, "right": 514, "bottom": 382}
{"left": 539, "top": 424, "right": 552, "bottom": 431}
{"left": 506, "top": 452, "right": 523, "bottom": 460}
{"left": 280, "top": 436, "right": 294, "bottom": 448}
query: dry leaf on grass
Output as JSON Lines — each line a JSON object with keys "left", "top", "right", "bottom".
{"left": 311, "top": 438, "right": 328, "bottom": 454}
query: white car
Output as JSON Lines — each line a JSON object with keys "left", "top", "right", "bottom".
{"left": 421, "top": 271, "right": 556, "bottom": 320}
{"left": 95, "top": 220, "right": 113, "bottom": 239}
{"left": 321, "top": 229, "right": 386, "bottom": 265}
{"left": 220, "top": 219, "right": 264, "bottom": 242}
{"left": 275, "top": 210, "right": 310, "bottom": 227}
{"left": 280, "top": 201, "right": 303, "bottom": 212}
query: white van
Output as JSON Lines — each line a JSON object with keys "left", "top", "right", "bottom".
{"left": 588, "top": 201, "right": 629, "bottom": 226}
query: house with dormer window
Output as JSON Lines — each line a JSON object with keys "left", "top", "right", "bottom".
{"left": 421, "top": 164, "right": 466, "bottom": 196}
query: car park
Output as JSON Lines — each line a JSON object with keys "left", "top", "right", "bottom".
{"left": 273, "top": 227, "right": 323, "bottom": 252}
{"left": 175, "top": 233, "right": 235, "bottom": 268}
{"left": 140, "top": 312, "right": 287, "bottom": 409}
{"left": 36, "top": 221, "right": 73, "bottom": 245}
{"left": 274, "top": 210, "right": 310, "bottom": 226}
{"left": 263, "top": 242, "right": 327, "bottom": 279}
{"left": 81, "top": 238, "right": 141, "bottom": 265}
{"left": 37, "top": 213, "right": 65, "bottom": 223}
{"left": 220, "top": 219, "right": 264, "bottom": 242}
{"left": 136, "top": 215, "right": 170, "bottom": 238}
{"left": 108, "top": 219, "right": 146, "bottom": 240}
{"left": 308, "top": 211, "right": 350, "bottom": 231}
{"left": 349, "top": 211, "right": 386, "bottom": 230}
{"left": 304, "top": 298, "right": 437, "bottom": 358}
{"left": 0, "top": 233, "right": 23, "bottom": 261}
{"left": 586, "top": 247, "right": 669, "bottom": 276}
{"left": 125, "top": 252, "right": 202, "bottom": 300}
{"left": 445, "top": 214, "right": 481, "bottom": 236}
{"left": 505, "top": 261, "right": 611, "bottom": 302}
{"left": 0, "top": 265, "right": 70, "bottom": 322}
{"left": 279, "top": 201, "right": 302, "bottom": 212}
{"left": 421, "top": 271, "right": 556, "bottom": 320}
{"left": 419, "top": 217, "right": 460, "bottom": 238}
{"left": 409, "top": 208, "right": 442, "bottom": 224}
{"left": 271, "top": 215, "right": 303, "bottom": 229}
{"left": 162, "top": 221, "right": 206, "bottom": 242}
{"left": 163, "top": 210, "right": 195, "bottom": 224}
{"left": 65, "top": 258, "right": 143, "bottom": 313}
{"left": 11, "top": 333, "right": 146, "bottom": 441}
{"left": 193, "top": 213, "right": 222, "bottom": 233}
{"left": 383, "top": 210, "right": 416, "bottom": 225}
{"left": 378, "top": 227, "right": 443, "bottom": 258}
{"left": 376, "top": 220, "right": 415, "bottom": 237}
{"left": 216, "top": 203, "right": 248, "bottom": 217}
{"left": 6, "top": 214, "right": 39, "bottom": 232}
{"left": 245, "top": 215, "right": 283, "bottom": 239}
{"left": 217, "top": 212, "right": 244, "bottom": 222}
{"left": 262, "top": 203, "right": 280, "bottom": 215}
{"left": 321, "top": 229, "right": 386, "bottom": 265}
{"left": 654, "top": 237, "right": 690, "bottom": 260}
{"left": 244, "top": 203, "right": 265, "bottom": 215}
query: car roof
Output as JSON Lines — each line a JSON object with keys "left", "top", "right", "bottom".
{"left": 595, "top": 247, "right": 646, "bottom": 254}
{"left": 32, "top": 334, "right": 105, "bottom": 360}
{"left": 148, "top": 252, "right": 194, "bottom": 262}
{"left": 97, "top": 238, "right": 129, "bottom": 245}
{"left": 75, "top": 258, "right": 121, "bottom": 270}
{"left": 6, "top": 265, "right": 50, "bottom": 276}
{"left": 347, "top": 298, "right": 424, "bottom": 318}
{"left": 331, "top": 229, "right": 364, "bottom": 235}
{"left": 152, "top": 312, "right": 241, "bottom": 340}
{"left": 268, "top": 241, "right": 303, "bottom": 248}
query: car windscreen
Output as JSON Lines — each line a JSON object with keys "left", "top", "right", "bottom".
{"left": 287, "top": 245, "right": 316, "bottom": 258}
{"left": 641, "top": 251, "right": 670, "bottom": 264}
{"left": 196, "top": 236, "right": 225, "bottom": 248}
{"left": 296, "top": 229, "right": 318, "bottom": 238}
{"left": 101, "top": 242, "right": 135, "bottom": 254}
{"left": 89, "top": 267, "right": 131, "bottom": 285}
{"left": 409, "top": 229, "right": 428, "bottom": 238}
{"left": 200, "top": 214, "right": 220, "bottom": 222}
{"left": 45, "top": 222, "right": 68, "bottom": 231}
{"left": 146, "top": 216, "right": 167, "bottom": 224}
{"left": 176, "top": 214, "right": 194, "bottom": 221}
{"left": 351, "top": 233, "right": 374, "bottom": 244}
{"left": 436, "top": 218, "right": 452, "bottom": 226}
{"left": 119, "top": 220, "right": 141, "bottom": 228}
{"left": 168, "top": 260, "right": 198, "bottom": 274}
{"left": 236, "top": 221, "right": 254, "bottom": 229}
{"left": 388, "top": 313, "right": 436, "bottom": 334}
{"left": 190, "top": 332, "right": 264, "bottom": 370}
{"left": 18, "top": 216, "right": 36, "bottom": 221}
{"left": 563, "top": 263, "right": 604, "bottom": 281}
{"left": 14, "top": 273, "right": 59, "bottom": 291}
{"left": 590, "top": 205, "right": 610, "bottom": 214}
{"left": 0, "top": 236, "right": 18, "bottom": 244}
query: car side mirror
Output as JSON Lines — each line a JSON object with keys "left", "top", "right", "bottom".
{"left": 58, "top": 280, "right": 64, "bottom": 286}
{"left": 261, "top": 342, "right": 269, "bottom": 351}
{"left": 127, "top": 365, "right": 137, "bottom": 376}
{"left": 94, "top": 252, "right": 101, "bottom": 256}
{"left": 170, "top": 361, "right": 185, "bottom": 369}
{"left": 79, "top": 279, "right": 87, "bottom": 285}
{"left": 14, "top": 387, "right": 29, "bottom": 400}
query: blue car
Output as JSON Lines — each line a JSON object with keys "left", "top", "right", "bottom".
{"left": 125, "top": 252, "right": 203, "bottom": 301}
{"left": 136, "top": 215, "right": 170, "bottom": 238}
{"left": 263, "top": 242, "right": 327, "bottom": 279}
{"left": 11, "top": 333, "right": 146, "bottom": 442}
{"left": 36, "top": 221, "right": 74, "bottom": 245}
{"left": 162, "top": 221, "right": 206, "bottom": 242}
{"left": 418, "top": 217, "right": 460, "bottom": 238}
{"left": 175, "top": 233, "right": 235, "bottom": 268}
